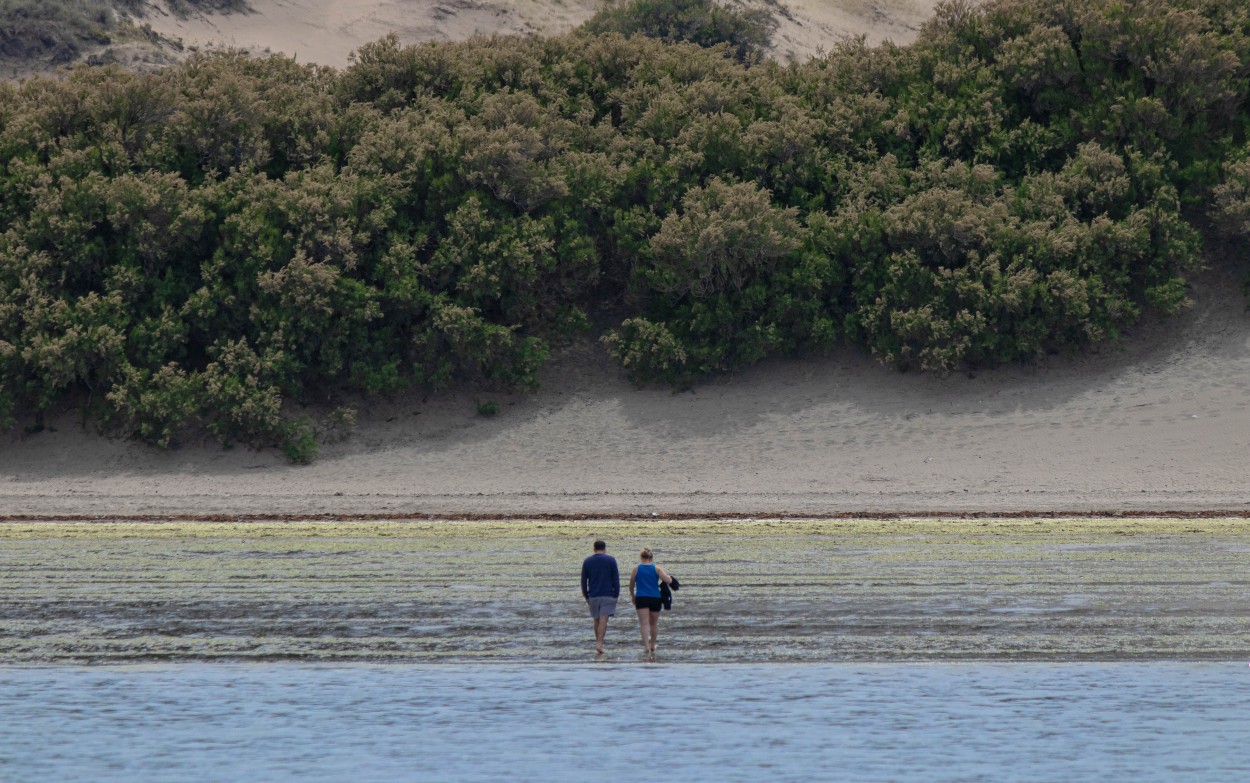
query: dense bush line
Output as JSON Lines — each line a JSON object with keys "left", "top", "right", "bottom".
{"left": 1, "top": 0, "right": 1248, "bottom": 458}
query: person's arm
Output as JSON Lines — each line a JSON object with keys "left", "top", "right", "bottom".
{"left": 628, "top": 566, "right": 637, "bottom": 604}
{"left": 581, "top": 560, "right": 590, "bottom": 602}
{"left": 657, "top": 565, "right": 673, "bottom": 585}
{"left": 611, "top": 559, "right": 620, "bottom": 600}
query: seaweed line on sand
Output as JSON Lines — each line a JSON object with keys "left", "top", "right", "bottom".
{"left": 2, "top": 510, "right": 1250, "bottom": 523}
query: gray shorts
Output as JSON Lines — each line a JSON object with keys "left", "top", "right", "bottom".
{"left": 587, "top": 596, "right": 617, "bottom": 619}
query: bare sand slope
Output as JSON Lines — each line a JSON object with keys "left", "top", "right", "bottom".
{"left": 2, "top": 263, "right": 1248, "bottom": 517}
{"left": 769, "top": 0, "right": 938, "bottom": 60}
{"left": 142, "top": 0, "right": 942, "bottom": 68}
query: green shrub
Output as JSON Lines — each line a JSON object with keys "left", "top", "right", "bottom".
{"left": 166, "top": 0, "right": 250, "bottom": 17}
{"left": 281, "top": 419, "right": 318, "bottom": 464}
{"left": 581, "top": 0, "right": 777, "bottom": 62}
{"left": 643, "top": 178, "right": 804, "bottom": 297}
{"left": 0, "top": 0, "right": 114, "bottom": 64}
{"left": 475, "top": 399, "right": 500, "bottom": 417}
{"left": 603, "top": 317, "right": 690, "bottom": 385}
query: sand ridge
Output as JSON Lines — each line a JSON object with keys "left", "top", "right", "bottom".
{"left": 140, "top": 0, "right": 945, "bottom": 68}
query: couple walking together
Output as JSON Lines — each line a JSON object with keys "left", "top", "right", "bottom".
{"left": 581, "top": 541, "right": 675, "bottom": 657}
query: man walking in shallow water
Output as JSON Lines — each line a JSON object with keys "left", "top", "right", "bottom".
{"left": 581, "top": 540, "right": 620, "bottom": 655}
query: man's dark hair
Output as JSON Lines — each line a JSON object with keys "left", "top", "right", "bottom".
{"left": 593, "top": 540, "right": 606, "bottom": 551}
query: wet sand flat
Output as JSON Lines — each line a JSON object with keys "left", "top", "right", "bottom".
{"left": 1, "top": 518, "right": 1247, "bottom": 663}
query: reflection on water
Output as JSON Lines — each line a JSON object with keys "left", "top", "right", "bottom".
{"left": 1, "top": 663, "right": 1247, "bottom": 782}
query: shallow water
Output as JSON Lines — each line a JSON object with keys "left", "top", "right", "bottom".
{"left": 1, "top": 663, "right": 1248, "bottom": 782}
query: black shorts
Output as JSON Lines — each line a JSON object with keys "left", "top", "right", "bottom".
{"left": 635, "top": 596, "right": 663, "bottom": 612}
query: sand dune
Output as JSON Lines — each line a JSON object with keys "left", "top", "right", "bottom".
{"left": 3, "top": 0, "right": 1246, "bottom": 518}
{"left": 3, "top": 261, "right": 1248, "bottom": 518}
{"left": 141, "top": 0, "right": 943, "bottom": 68}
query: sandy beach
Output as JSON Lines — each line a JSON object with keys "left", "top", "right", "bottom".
{"left": 2, "top": 261, "right": 1247, "bottom": 518}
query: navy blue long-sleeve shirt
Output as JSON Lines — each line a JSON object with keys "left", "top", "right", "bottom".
{"left": 581, "top": 553, "right": 620, "bottom": 599}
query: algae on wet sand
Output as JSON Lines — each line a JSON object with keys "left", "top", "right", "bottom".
{"left": 1, "top": 518, "right": 1246, "bottom": 663}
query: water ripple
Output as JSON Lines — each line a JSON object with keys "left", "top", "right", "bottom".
{"left": 0, "top": 663, "right": 1248, "bottom": 782}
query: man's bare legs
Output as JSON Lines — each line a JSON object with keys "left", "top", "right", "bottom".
{"left": 593, "top": 615, "right": 609, "bottom": 654}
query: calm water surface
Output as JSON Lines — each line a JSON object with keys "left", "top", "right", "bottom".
{"left": 1, "top": 663, "right": 1248, "bottom": 782}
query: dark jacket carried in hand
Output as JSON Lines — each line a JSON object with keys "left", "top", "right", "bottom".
{"left": 659, "top": 576, "right": 681, "bottom": 611}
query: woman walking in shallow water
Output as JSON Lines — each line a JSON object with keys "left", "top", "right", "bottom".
{"left": 629, "top": 547, "right": 673, "bottom": 658}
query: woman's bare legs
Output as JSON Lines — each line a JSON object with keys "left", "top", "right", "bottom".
{"left": 648, "top": 611, "right": 660, "bottom": 655}
{"left": 636, "top": 608, "right": 652, "bottom": 654}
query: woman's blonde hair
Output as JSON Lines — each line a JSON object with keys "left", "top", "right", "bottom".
{"left": 640, "top": 547, "right": 653, "bottom": 561}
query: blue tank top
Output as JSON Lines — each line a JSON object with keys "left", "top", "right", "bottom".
{"left": 636, "top": 563, "right": 661, "bottom": 598}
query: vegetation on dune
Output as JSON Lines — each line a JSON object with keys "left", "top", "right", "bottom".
{"left": 0, "top": 0, "right": 1248, "bottom": 458}
{"left": 1214, "top": 152, "right": 1250, "bottom": 298}
{"left": 581, "top": 0, "right": 778, "bottom": 63}
{"left": 0, "top": 0, "right": 249, "bottom": 66}
{"left": 0, "top": 0, "right": 126, "bottom": 63}
{"left": 163, "top": 0, "right": 250, "bottom": 19}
